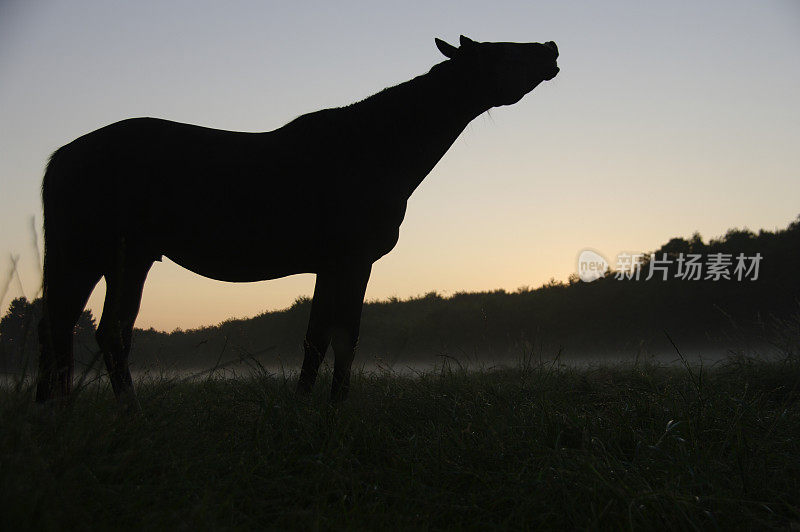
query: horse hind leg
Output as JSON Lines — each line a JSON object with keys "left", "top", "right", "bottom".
{"left": 96, "top": 241, "right": 153, "bottom": 413}
{"left": 36, "top": 252, "right": 102, "bottom": 403}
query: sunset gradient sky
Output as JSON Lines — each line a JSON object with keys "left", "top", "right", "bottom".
{"left": 1, "top": 0, "right": 798, "bottom": 330}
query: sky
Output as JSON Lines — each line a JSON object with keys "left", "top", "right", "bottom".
{"left": 1, "top": 0, "right": 798, "bottom": 331}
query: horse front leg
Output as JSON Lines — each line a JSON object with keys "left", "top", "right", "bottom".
{"left": 296, "top": 262, "right": 371, "bottom": 401}
{"left": 296, "top": 274, "right": 335, "bottom": 395}
{"left": 329, "top": 263, "right": 371, "bottom": 402}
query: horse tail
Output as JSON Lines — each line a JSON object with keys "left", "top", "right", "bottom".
{"left": 40, "top": 147, "right": 64, "bottom": 298}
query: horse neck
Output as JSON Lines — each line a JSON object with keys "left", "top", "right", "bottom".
{"left": 352, "top": 61, "right": 493, "bottom": 197}
{"left": 405, "top": 61, "right": 492, "bottom": 127}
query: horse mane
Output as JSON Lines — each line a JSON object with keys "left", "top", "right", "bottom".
{"left": 339, "top": 60, "right": 454, "bottom": 116}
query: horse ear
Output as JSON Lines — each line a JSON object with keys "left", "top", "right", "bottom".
{"left": 459, "top": 35, "right": 476, "bottom": 47}
{"left": 435, "top": 38, "right": 459, "bottom": 59}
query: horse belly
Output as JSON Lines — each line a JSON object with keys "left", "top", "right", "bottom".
{"left": 163, "top": 234, "right": 317, "bottom": 282}
{"left": 146, "top": 170, "right": 321, "bottom": 281}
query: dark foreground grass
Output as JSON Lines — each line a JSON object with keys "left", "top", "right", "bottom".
{"left": 1, "top": 356, "right": 799, "bottom": 530}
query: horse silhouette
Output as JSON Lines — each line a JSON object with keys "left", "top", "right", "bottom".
{"left": 35, "top": 35, "right": 559, "bottom": 408}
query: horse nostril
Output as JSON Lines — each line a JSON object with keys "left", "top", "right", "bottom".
{"left": 544, "top": 41, "right": 558, "bottom": 57}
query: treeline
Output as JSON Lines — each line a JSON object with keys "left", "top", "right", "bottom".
{"left": 2, "top": 216, "right": 799, "bottom": 373}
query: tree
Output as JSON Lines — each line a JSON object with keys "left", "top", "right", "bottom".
{"left": 0, "top": 297, "right": 97, "bottom": 373}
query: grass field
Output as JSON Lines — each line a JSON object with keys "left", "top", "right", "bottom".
{"left": 1, "top": 353, "right": 799, "bottom": 530}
